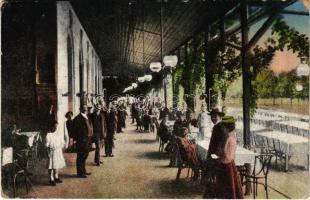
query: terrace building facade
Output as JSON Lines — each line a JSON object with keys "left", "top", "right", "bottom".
{"left": 2, "top": 1, "right": 103, "bottom": 140}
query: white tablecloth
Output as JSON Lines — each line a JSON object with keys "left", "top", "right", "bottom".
{"left": 17, "top": 131, "right": 40, "bottom": 147}
{"left": 236, "top": 122, "right": 267, "bottom": 132}
{"left": 228, "top": 107, "right": 308, "bottom": 122}
{"left": 278, "top": 120, "right": 309, "bottom": 131}
{"left": 196, "top": 139, "right": 257, "bottom": 166}
{"left": 255, "top": 130, "right": 309, "bottom": 156}
{"left": 1, "top": 147, "right": 13, "bottom": 166}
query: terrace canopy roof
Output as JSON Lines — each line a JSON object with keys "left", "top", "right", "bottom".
{"left": 71, "top": 0, "right": 239, "bottom": 76}
{"left": 70, "top": 0, "right": 301, "bottom": 77}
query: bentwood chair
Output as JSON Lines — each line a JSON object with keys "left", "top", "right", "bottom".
{"left": 154, "top": 120, "right": 165, "bottom": 152}
{"left": 292, "top": 127, "right": 300, "bottom": 136}
{"left": 175, "top": 143, "right": 191, "bottom": 180}
{"left": 12, "top": 151, "right": 32, "bottom": 197}
{"left": 245, "top": 154, "right": 273, "bottom": 199}
{"left": 272, "top": 123, "right": 281, "bottom": 132}
{"left": 175, "top": 141, "right": 201, "bottom": 181}
{"left": 280, "top": 124, "right": 288, "bottom": 133}
{"left": 286, "top": 125, "right": 293, "bottom": 134}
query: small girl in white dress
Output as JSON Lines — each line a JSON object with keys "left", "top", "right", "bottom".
{"left": 46, "top": 121, "right": 68, "bottom": 185}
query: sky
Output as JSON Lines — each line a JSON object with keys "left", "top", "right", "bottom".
{"left": 251, "top": 0, "right": 309, "bottom": 74}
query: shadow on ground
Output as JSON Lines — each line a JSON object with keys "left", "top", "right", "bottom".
{"left": 155, "top": 179, "right": 204, "bottom": 198}
{"left": 154, "top": 165, "right": 173, "bottom": 168}
{"left": 132, "top": 139, "right": 157, "bottom": 144}
{"left": 136, "top": 151, "right": 169, "bottom": 160}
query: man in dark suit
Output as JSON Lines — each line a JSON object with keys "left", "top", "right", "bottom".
{"left": 73, "top": 105, "right": 93, "bottom": 178}
{"left": 89, "top": 105, "right": 106, "bottom": 166}
{"left": 105, "top": 104, "right": 117, "bottom": 157}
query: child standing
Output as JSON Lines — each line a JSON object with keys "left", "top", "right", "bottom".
{"left": 46, "top": 121, "right": 68, "bottom": 186}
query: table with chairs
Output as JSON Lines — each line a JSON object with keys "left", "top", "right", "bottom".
{"left": 196, "top": 140, "right": 258, "bottom": 169}
{"left": 156, "top": 114, "right": 278, "bottom": 198}
{"left": 238, "top": 154, "right": 273, "bottom": 199}
{"left": 1, "top": 146, "right": 33, "bottom": 197}
{"left": 275, "top": 120, "right": 309, "bottom": 137}
{"left": 195, "top": 134, "right": 264, "bottom": 196}
{"left": 2, "top": 129, "right": 44, "bottom": 197}
{"left": 14, "top": 131, "right": 43, "bottom": 168}
{"left": 253, "top": 130, "right": 308, "bottom": 171}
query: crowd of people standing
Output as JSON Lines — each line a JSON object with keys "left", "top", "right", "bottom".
{"left": 44, "top": 99, "right": 128, "bottom": 185}
{"left": 14, "top": 95, "right": 243, "bottom": 198}
{"left": 130, "top": 101, "right": 160, "bottom": 132}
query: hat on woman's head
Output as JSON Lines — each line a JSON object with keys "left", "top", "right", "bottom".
{"left": 221, "top": 115, "right": 236, "bottom": 124}
{"left": 208, "top": 107, "right": 225, "bottom": 116}
{"left": 181, "top": 127, "right": 189, "bottom": 137}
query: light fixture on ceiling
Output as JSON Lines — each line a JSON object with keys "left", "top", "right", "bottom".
{"left": 163, "top": 55, "right": 178, "bottom": 68}
{"left": 150, "top": 62, "right": 162, "bottom": 72}
{"left": 132, "top": 83, "right": 138, "bottom": 88}
{"left": 138, "top": 77, "right": 145, "bottom": 82}
{"left": 144, "top": 75, "right": 153, "bottom": 82}
{"left": 163, "top": 55, "right": 178, "bottom": 75}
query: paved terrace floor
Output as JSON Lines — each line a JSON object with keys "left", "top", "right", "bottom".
{"left": 3, "top": 118, "right": 309, "bottom": 199}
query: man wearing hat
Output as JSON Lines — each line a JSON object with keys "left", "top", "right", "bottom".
{"left": 172, "top": 113, "right": 186, "bottom": 137}
{"left": 208, "top": 107, "right": 225, "bottom": 125}
{"left": 89, "top": 104, "right": 105, "bottom": 166}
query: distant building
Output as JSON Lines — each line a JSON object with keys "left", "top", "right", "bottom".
{"left": 2, "top": 1, "right": 103, "bottom": 140}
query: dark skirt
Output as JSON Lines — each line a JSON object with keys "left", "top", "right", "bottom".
{"left": 204, "top": 161, "right": 244, "bottom": 199}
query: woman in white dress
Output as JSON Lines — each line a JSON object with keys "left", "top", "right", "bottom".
{"left": 46, "top": 121, "right": 68, "bottom": 186}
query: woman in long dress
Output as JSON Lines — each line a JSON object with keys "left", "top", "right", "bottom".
{"left": 204, "top": 116, "right": 244, "bottom": 199}
{"left": 46, "top": 121, "right": 68, "bottom": 185}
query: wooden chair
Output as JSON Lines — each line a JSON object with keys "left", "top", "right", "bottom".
{"left": 250, "top": 135, "right": 259, "bottom": 153}
{"left": 286, "top": 125, "right": 293, "bottom": 134}
{"left": 280, "top": 124, "right": 288, "bottom": 133}
{"left": 12, "top": 151, "right": 32, "bottom": 197}
{"left": 236, "top": 164, "right": 247, "bottom": 192}
{"left": 175, "top": 143, "right": 191, "bottom": 180}
{"left": 245, "top": 154, "right": 273, "bottom": 199}
{"left": 273, "top": 139, "right": 290, "bottom": 171}
{"left": 292, "top": 127, "right": 300, "bottom": 136}
{"left": 155, "top": 120, "right": 166, "bottom": 152}
{"left": 254, "top": 135, "right": 267, "bottom": 154}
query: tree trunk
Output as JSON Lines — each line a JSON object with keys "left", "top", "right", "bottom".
{"left": 290, "top": 97, "right": 293, "bottom": 106}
